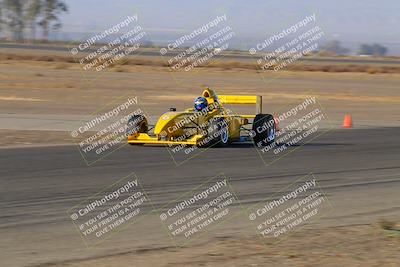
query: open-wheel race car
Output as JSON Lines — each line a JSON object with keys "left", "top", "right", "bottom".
{"left": 126, "top": 88, "right": 277, "bottom": 148}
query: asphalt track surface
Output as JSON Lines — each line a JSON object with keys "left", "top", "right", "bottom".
{"left": 1, "top": 127, "right": 399, "bottom": 266}
{"left": 2, "top": 43, "right": 400, "bottom": 65}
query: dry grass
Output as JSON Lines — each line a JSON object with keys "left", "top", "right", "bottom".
{"left": 378, "top": 218, "right": 397, "bottom": 230}
{"left": 53, "top": 63, "right": 70, "bottom": 70}
{"left": 1, "top": 52, "right": 400, "bottom": 74}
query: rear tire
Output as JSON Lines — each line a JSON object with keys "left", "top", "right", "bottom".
{"left": 252, "top": 114, "right": 275, "bottom": 148}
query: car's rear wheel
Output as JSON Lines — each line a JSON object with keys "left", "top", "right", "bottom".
{"left": 126, "top": 115, "right": 148, "bottom": 145}
{"left": 252, "top": 114, "right": 275, "bottom": 148}
{"left": 200, "top": 117, "right": 229, "bottom": 147}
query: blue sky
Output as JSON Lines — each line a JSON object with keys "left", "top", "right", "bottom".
{"left": 59, "top": 0, "right": 400, "bottom": 53}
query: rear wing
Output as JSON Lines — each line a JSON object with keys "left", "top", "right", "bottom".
{"left": 218, "top": 95, "right": 263, "bottom": 114}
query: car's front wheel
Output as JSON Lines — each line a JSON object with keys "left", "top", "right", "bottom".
{"left": 200, "top": 117, "right": 229, "bottom": 147}
{"left": 126, "top": 115, "right": 148, "bottom": 145}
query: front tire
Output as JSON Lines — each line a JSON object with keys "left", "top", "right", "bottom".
{"left": 126, "top": 115, "right": 148, "bottom": 145}
{"left": 200, "top": 117, "right": 229, "bottom": 147}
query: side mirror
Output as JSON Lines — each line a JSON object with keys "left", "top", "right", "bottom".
{"left": 170, "top": 107, "right": 177, "bottom": 111}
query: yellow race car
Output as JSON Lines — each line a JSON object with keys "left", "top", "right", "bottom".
{"left": 127, "top": 88, "right": 276, "bottom": 148}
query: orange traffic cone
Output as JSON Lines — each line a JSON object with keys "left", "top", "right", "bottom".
{"left": 343, "top": 114, "right": 353, "bottom": 128}
{"left": 274, "top": 116, "right": 280, "bottom": 131}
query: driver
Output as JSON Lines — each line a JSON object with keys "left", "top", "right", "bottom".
{"left": 194, "top": 97, "right": 208, "bottom": 112}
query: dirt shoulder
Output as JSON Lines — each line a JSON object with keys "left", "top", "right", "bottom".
{"left": 35, "top": 224, "right": 400, "bottom": 267}
{"left": 0, "top": 129, "right": 73, "bottom": 147}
